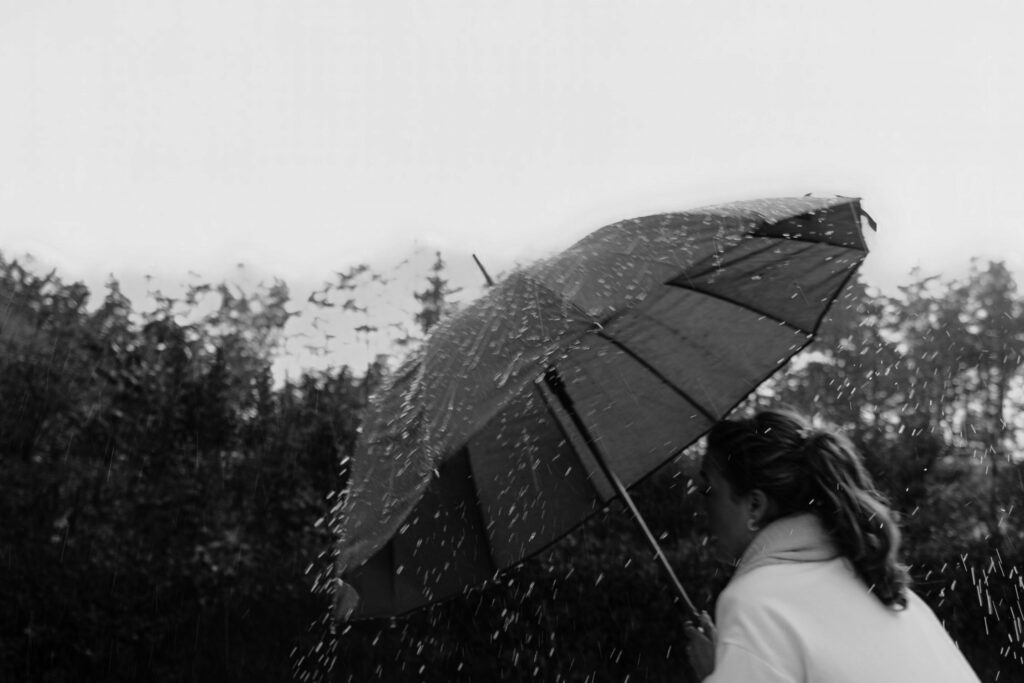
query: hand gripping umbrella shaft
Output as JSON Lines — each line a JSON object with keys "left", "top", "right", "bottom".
{"left": 542, "top": 367, "right": 701, "bottom": 621}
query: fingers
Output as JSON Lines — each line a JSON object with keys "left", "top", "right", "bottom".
{"left": 684, "top": 622, "right": 716, "bottom": 681}
{"left": 684, "top": 611, "right": 715, "bottom": 637}
{"left": 683, "top": 622, "right": 709, "bottom": 642}
{"left": 697, "top": 610, "right": 716, "bottom": 635}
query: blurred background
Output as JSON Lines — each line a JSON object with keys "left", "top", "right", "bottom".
{"left": 2, "top": 1, "right": 1023, "bottom": 680}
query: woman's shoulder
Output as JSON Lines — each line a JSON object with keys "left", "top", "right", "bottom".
{"left": 720, "top": 562, "right": 951, "bottom": 633}
{"left": 727, "top": 554, "right": 853, "bottom": 594}
{"left": 717, "top": 555, "right": 862, "bottom": 623}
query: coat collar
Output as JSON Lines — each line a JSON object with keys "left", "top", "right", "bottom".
{"left": 733, "top": 512, "right": 841, "bottom": 579}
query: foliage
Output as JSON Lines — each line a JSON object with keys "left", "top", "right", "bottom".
{"left": 0, "top": 253, "right": 360, "bottom": 681}
{"left": 412, "top": 251, "right": 462, "bottom": 336}
{"left": 3, "top": 250, "right": 1024, "bottom": 681}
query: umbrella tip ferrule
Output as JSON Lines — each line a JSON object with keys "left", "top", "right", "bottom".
{"left": 472, "top": 254, "right": 496, "bottom": 287}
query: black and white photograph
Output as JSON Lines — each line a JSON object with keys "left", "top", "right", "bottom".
{"left": 2, "top": 2, "right": 1022, "bottom": 680}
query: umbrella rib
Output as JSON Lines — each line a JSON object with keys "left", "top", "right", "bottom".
{"left": 594, "top": 331, "right": 720, "bottom": 424}
{"left": 536, "top": 368, "right": 702, "bottom": 619}
{"left": 532, "top": 380, "right": 612, "bottom": 503}
{"left": 461, "top": 445, "right": 502, "bottom": 576}
{"left": 670, "top": 237, "right": 799, "bottom": 283}
{"left": 389, "top": 530, "right": 398, "bottom": 608}
{"left": 665, "top": 281, "right": 814, "bottom": 336}
{"left": 668, "top": 239, "right": 860, "bottom": 338}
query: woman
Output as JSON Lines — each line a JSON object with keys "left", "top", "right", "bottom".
{"left": 684, "top": 409, "right": 980, "bottom": 682}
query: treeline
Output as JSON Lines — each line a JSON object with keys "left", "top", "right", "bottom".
{"left": 2, "top": 252, "right": 1023, "bottom": 681}
{"left": 0, "top": 254, "right": 382, "bottom": 681}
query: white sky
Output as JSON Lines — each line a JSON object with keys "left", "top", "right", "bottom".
{"left": 2, "top": 1, "right": 1023, "bottom": 372}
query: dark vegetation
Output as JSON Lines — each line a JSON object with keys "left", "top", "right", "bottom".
{"left": 2, "top": 250, "right": 1023, "bottom": 681}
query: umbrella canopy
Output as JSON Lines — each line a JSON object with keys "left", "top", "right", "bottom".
{"left": 329, "top": 196, "right": 873, "bottom": 620}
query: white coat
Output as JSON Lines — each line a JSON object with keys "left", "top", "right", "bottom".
{"left": 705, "top": 513, "right": 981, "bottom": 682}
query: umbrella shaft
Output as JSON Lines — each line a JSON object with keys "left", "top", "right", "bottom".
{"left": 603, "top": 462, "right": 701, "bottom": 618}
{"left": 542, "top": 369, "right": 701, "bottom": 620}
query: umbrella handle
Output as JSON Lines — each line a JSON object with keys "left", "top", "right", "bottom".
{"left": 542, "top": 368, "right": 703, "bottom": 622}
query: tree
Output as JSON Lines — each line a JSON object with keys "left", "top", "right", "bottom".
{"left": 413, "top": 251, "right": 460, "bottom": 335}
{"left": 945, "top": 262, "right": 1023, "bottom": 545}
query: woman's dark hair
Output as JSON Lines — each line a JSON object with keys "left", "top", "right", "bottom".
{"left": 706, "top": 408, "right": 910, "bottom": 608}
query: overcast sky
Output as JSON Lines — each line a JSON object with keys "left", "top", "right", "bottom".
{"left": 2, "top": 1, "right": 1023, "bottom": 371}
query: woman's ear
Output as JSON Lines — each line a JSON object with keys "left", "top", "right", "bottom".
{"left": 747, "top": 489, "right": 774, "bottom": 528}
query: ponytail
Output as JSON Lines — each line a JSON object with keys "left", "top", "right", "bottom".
{"left": 706, "top": 409, "right": 910, "bottom": 608}
{"left": 802, "top": 431, "right": 910, "bottom": 609}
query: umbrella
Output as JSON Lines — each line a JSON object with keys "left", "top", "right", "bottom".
{"left": 327, "top": 196, "right": 874, "bottom": 621}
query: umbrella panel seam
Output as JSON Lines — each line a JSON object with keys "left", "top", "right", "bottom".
{"left": 593, "top": 330, "right": 719, "bottom": 424}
